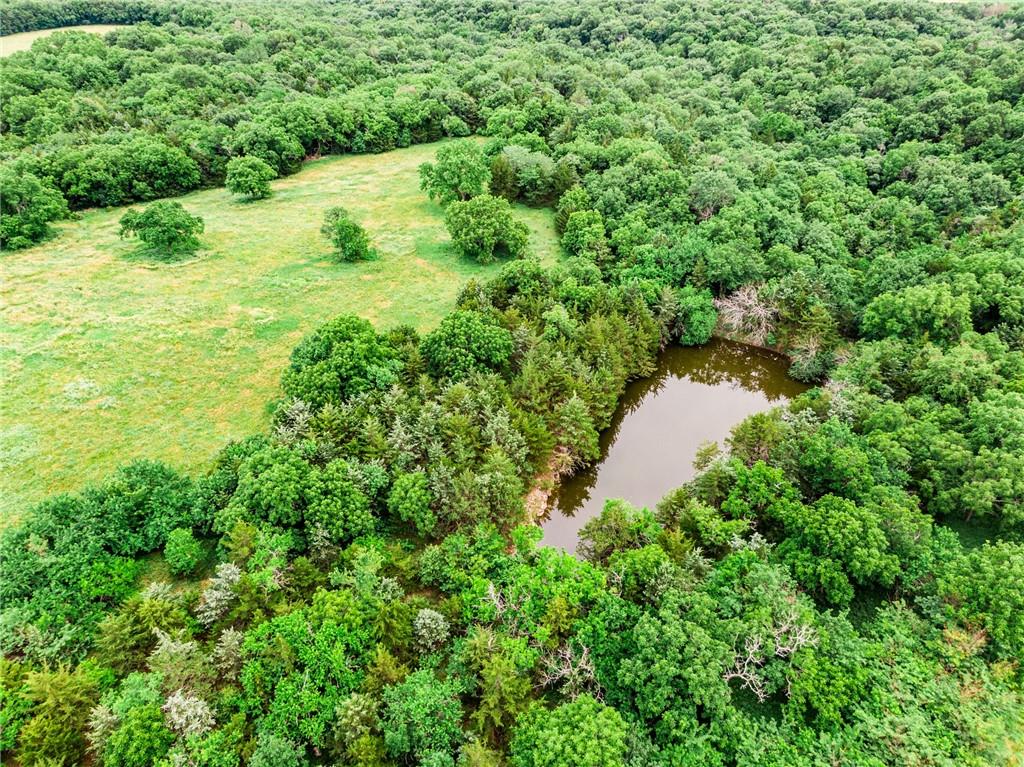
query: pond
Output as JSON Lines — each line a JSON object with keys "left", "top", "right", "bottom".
{"left": 540, "top": 338, "right": 808, "bottom": 552}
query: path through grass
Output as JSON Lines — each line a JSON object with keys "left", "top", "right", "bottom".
{"left": 0, "top": 141, "right": 561, "bottom": 522}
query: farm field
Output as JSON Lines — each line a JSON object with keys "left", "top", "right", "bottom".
{"left": 0, "top": 140, "right": 561, "bottom": 521}
{"left": 0, "top": 24, "right": 128, "bottom": 56}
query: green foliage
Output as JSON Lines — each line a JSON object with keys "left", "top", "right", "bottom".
{"left": 510, "top": 695, "right": 628, "bottom": 767}
{"left": 421, "top": 311, "right": 514, "bottom": 381}
{"left": 240, "top": 601, "right": 367, "bottom": 748}
{"left": 490, "top": 144, "right": 561, "bottom": 205}
{"left": 225, "top": 155, "right": 277, "bottom": 200}
{"left": 673, "top": 286, "right": 717, "bottom": 346}
{"left": 0, "top": 167, "right": 68, "bottom": 250}
{"left": 118, "top": 200, "right": 204, "bottom": 259}
{"left": 6, "top": 3, "right": 1024, "bottom": 766}
{"left": 774, "top": 494, "right": 903, "bottom": 606}
{"left": 381, "top": 670, "right": 464, "bottom": 761}
{"left": 0, "top": 661, "right": 31, "bottom": 753}
{"left": 862, "top": 284, "right": 972, "bottom": 345}
{"left": 164, "top": 527, "right": 202, "bottom": 576}
{"left": 413, "top": 608, "right": 450, "bottom": 652}
{"left": 306, "top": 460, "right": 374, "bottom": 544}
{"left": 578, "top": 500, "right": 661, "bottom": 565}
{"left": 561, "top": 210, "right": 607, "bottom": 262}
{"left": 249, "top": 733, "right": 307, "bottom": 767}
{"left": 388, "top": 472, "right": 436, "bottom": 537}
{"left": 16, "top": 665, "right": 98, "bottom": 767}
{"left": 282, "top": 315, "right": 400, "bottom": 408}
{"left": 445, "top": 194, "right": 529, "bottom": 264}
{"left": 103, "top": 704, "right": 174, "bottom": 767}
{"left": 0, "top": 460, "right": 194, "bottom": 660}
{"left": 938, "top": 542, "right": 1024, "bottom": 662}
{"left": 471, "top": 653, "right": 531, "bottom": 744}
{"left": 554, "top": 187, "right": 591, "bottom": 234}
{"left": 321, "top": 206, "right": 376, "bottom": 262}
{"left": 420, "top": 140, "right": 492, "bottom": 205}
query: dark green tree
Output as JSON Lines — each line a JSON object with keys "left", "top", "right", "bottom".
{"left": 420, "top": 140, "right": 492, "bottom": 204}
{"left": 321, "top": 206, "right": 376, "bottom": 262}
{"left": 118, "top": 201, "right": 204, "bottom": 259}
{"left": 225, "top": 155, "right": 277, "bottom": 200}
{"left": 445, "top": 194, "right": 528, "bottom": 264}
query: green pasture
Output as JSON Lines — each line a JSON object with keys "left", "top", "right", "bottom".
{"left": 0, "top": 140, "right": 560, "bottom": 521}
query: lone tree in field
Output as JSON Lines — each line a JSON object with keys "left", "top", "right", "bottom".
{"left": 225, "top": 155, "right": 276, "bottom": 200}
{"left": 444, "top": 194, "right": 528, "bottom": 264}
{"left": 119, "top": 201, "right": 204, "bottom": 259}
{"left": 419, "top": 140, "right": 491, "bottom": 205}
{"left": 321, "top": 206, "right": 375, "bottom": 262}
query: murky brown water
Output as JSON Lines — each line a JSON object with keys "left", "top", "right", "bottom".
{"left": 540, "top": 338, "right": 808, "bottom": 552}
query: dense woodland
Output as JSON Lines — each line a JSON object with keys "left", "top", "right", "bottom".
{"left": 2, "top": 0, "right": 1024, "bottom": 765}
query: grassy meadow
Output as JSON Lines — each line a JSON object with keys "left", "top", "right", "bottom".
{"left": 0, "top": 141, "right": 561, "bottom": 522}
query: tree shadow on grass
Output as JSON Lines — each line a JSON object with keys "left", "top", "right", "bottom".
{"left": 120, "top": 243, "right": 207, "bottom": 267}
{"left": 229, "top": 195, "right": 272, "bottom": 206}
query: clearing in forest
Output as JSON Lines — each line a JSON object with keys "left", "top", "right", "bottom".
{"left": 0, "top": 24, "right": 130, "bottom": 56}
{"left": 0, "top": 140, "right": 561, "bottom": 522}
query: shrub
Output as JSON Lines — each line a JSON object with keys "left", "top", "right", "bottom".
{"left": 388, "top": 472, "right": 436, "bottom": 537}
{"left": 250, "top": 733, "right": 307, "bottom": 767}
{"left": 321, "top": 206, "right": 375, "bottom": 262}
{"left": 100, "top": 704, "right": 174, "bottom": 767}
{"left": 0, "top": 167, "right": 68, "bottom": 250}
{"left": 118, "top": 201, "right": 204, "bottom": 259}
{"left": 382, "top": 670, "right": 464, "bottom": 761}
{"left": 282, "top": 315, "right": 400, "bottom": 408}
{"left": 164, "top": 528, "right": 202, "bottom": 576}
{"left": 225, "top": 155, "right": 276, "bottom": 200}
{"left": 16, "top": 666, "right": 98, "bottom": 767}
{"left": 444, "top": 194, "right": 528, "bottom": 264}
{"left": 510, "top": 695, "right": 627, "bottom": 767}
{"left": 420, "top": 140, "right": 491, "bottom": 205}
{"left": 413, "top": 608, "right": 450, "bottom": 652}
{"left": 421, "top": 311, "right": 514, "bottom": 381}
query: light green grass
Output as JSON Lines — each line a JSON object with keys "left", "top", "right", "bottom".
{"left": 0, "top": 140, "right": 561, "bottom": 522}
{"left": 0, "top": 24, "right": 129, "bottom": 56}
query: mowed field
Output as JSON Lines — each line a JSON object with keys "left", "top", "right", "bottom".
{"left": 0, "top": 24, "right": 129, "bottom": 56}
{"left": 0, "top": 140, "right": 561, "bottom": 521}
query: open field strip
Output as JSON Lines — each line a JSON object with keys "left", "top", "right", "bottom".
{"left": 0, "top": 140, "right": 561, "bottom": 521}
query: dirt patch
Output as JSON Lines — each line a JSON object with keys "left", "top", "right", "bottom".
{"left": 524, "top": 449, "right": 568, "bottom": 525}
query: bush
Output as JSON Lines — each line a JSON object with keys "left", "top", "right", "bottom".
{"left": 225, "top": 155, "right": 277, "bottom": 200}
{"left": 510, "top": 695, "right": 627, "bottom": 767}
{"left": 0, "top": 167, "right": 68, "bottom": 250}
{"left": 250, "top": 733, "right": 307, "bottom": 767}
{"left": 321, "top": 207, "right": 375, "bottom": 262}
{"left": 388, "top": 472, "right": 436, "bottom": 537}
{"left": 421, "top": 311, "right": 514, "bottom": 380}
{"left": 382, "top": 670, "right": 464, "bottom": 761}
{"left": 118, "top": 201, "right": 204, "bottom": 259}
{"left": 675, "top": 286, "right": 717, "bottom": 346}
{"left": 419, "top": 140, "right": 491, "bottom": 205}
{"left": 282, "top": 315, "right": 400, "bottom": 408}
{"left": 164, "top": 528, "right": 202, "bottom": 576}
{"left": 103, "top": 704, "right": 174, "bottom": 767}
{"left": 413, "top": 608, "right": 450, "bottom": 652}
{"left": 444, "top": 194, "right": 528, "bottom": 264}
{"left": 16, "top": 666, "right": 98, "bottom": 767}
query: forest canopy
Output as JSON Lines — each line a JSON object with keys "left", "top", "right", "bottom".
{"left": 1, "top": 0, "right": 1023, "bottom": 766}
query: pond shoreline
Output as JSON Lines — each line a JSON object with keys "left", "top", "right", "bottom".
{"left": 533, "top": 337, "right": 808, "bottom": 551}
{"left": 525, "top": 333, "right": 795, "bottom": 527}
